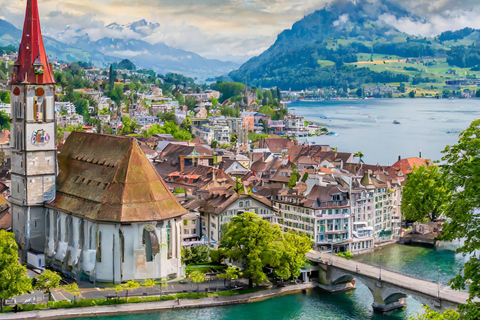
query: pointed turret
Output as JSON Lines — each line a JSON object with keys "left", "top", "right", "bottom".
{"left": 10, "top": 0, "right": 55, "bottom": 85}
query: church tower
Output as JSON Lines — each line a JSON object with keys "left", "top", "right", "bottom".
{"left": 9, "top": 0, "right": 56, "bottom": 259}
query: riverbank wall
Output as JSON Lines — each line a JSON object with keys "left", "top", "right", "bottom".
{"left": 2, "top": 283, "right": 315, "bottom": 320}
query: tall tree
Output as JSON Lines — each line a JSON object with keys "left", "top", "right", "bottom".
{"left": 0, "top": 230, "right": 32, "bottom": 312}
{"left": 34, "top": 270, "right": 62, "bottom": 308}
{"left": 220, "top": 212, "right": 312, "bottom": 286}
{"left": 189, "top": 271, "right": 206, "bottom": 296}
{"left": 401, "top": 164, "right": 447, "bottom": 221}
{"left": 440, "top": 119, "right": 480, "bottom": 317}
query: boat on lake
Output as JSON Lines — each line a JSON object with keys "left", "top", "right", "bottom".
{"left": 326, "top": 131, "right": 339, "bottom": 137}
{"left": 393, "top": 120, "right": 401, "bottom": 124}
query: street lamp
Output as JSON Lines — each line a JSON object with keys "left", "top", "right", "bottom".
{"left": 329, "top": 240, "right": 334, "bottom": 264}
{"left": 438, "top": 267, "right": 441, "bottom": 299}
{"left": 379, "top": 253, "right": 384, "bottom": 281}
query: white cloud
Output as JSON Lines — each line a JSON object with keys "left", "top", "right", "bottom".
{"left": 3, "top": 0, "right": 480, "bottom": 62}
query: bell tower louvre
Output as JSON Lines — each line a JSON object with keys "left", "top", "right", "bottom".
{"left": 9, "top": 0, "right": 57, "bottom": 262}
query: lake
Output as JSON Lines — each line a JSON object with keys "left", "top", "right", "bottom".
{"left": 292, "top": 98, "right": 480, "bottom": 164}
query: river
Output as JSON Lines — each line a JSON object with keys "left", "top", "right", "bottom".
{"left": 292, "top": 98, "right": 480, "bottom": 164}
{"left": 69, "top": 244, "right": 465, "bottom": 320}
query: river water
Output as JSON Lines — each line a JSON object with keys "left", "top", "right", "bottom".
{"left": 69, "top": 245, "right": 465, "bottom": 320}
{"left": 292, "top": 98, "right": 480, "bottom": 164}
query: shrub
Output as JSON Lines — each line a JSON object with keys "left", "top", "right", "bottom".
{"left": 335, "top": 251, "right": 354, "bottom": 260}
{"left": 64, "top": 283, "right": 80, "bottom": 294}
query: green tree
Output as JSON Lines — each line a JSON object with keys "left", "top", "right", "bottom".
{"left": 409, "top": 90, "right": 416, "bottom": 98}
{"left": 99, "top": 107, "right": 109, "bottom": 115}
{"left": 189, "top": 271, "right": 206, "bottom": 296}
{"left": 182, "top": 245, "right": 211, "bottom": 265}
{"left": 402, "top": 165, "right": 447, "bottom": 221}
{"left": 220, "top": 212, "right": 312, "bottom": 286}
{"left": 185, "top": 97, "right": 197, "bottom": 111}
{"left": 210, "top": 97, "right": 218, "bottom": 108}
{"left": 214, "top": 82, "right": 245, "bottom": 103}
{"left": 181, "top": 117, "right": 193, "bottom": 134}
{"left": 210, "top": 140, "right": 218, "bottom": 150}
{"left": 0, "top": 111, "right": 10, "bottom": 131}
{"left": 158, "top": 111, "right": 177, "bottom": 123}
{"left": 173, "top": 129, "right": 193, "bottom": 141}
{"left": 0, "top": 230, "right": 32, "bottom": 312}
{"left": 287, "top": 165, "right": 301, "bottom": 189}
{"left": 175, "top": 93, "right": 185, "bottom": 106}
{"left": 34, "top": 270, "right": 62, "bottom": 308}
{"left": 121, "top": 116, "right": 138, "bottom": 135}
{"left": 115, "top": 279, "right": 140, "bottom": 300}
{"left": 354, "top": 151, "right": 365, "bottom": 164}
{"left": 218, "top": 266, "right": 240, "bottom": 289}
{"left": 409, "top": 305, "right": 460, "bottom": 320}
{"left": 440, "top": 119, "right": 480, "bottom": 316}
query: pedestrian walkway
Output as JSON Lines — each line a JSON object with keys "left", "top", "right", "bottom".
{"left": 2, "top": 283, "right": 314, "bottom": 320}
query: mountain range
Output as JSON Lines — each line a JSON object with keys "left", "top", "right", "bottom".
{"left": 0, "top": 18, "right": 238, "bottom": 80}
{"left": 229, "top": 0, "right": 480, "bottom": 90}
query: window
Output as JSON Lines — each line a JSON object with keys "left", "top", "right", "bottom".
{"left": 166, "top": 221, "right": 172, "bottom": 259}
{"left": 56, "top": 213, "right": 61, "bottom": 241}
{"left": 78, "top": 220, "right": 84, "bottom": 249}
{"left": 119, "top": 229, "right": 125, "bottom": 263}
{"left": 245, "top": 200, "right": 250, "bottom": 207}
{"left": 239, "top": 201, "right": 244, "bottom": 208}
{"left": 143, "top": 226, "right": 159, "bottom": 262}
{"left": 96, "top": 231, "right": 102, "bottom": 262}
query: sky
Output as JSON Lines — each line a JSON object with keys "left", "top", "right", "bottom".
{"left": 2, "top": 0, "right": 480, "bottom": 63}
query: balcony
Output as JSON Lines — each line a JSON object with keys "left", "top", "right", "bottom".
{"left": 316, "top": 200, "right": 349, "bottom": 208}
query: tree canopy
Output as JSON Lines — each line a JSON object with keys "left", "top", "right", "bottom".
{"left": 439, "top": 119, "right": 480, "bottom": 316}
{"left": 0, "top": 230, "right": 32, "bottom": 311}
{"left": 401, "top": 164, "right": 448, "bottom": 221}
{"left": 220, "top": 212, "right": 312, "bottom": 286}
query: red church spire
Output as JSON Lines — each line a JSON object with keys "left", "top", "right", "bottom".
{"left": 11, "top": 0, "right": 55, "bottom": 85}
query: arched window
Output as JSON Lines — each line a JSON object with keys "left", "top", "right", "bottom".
{"left": 119, "top": 229, "right": 125, "bottom": 263}
{"left": 143, "top": 226, "right": 159, "bottom": 262}
{"left": 66, "top": 216, "right": 73, "bottom": 246}
{"left": 56, "top": 212, "right": 61, "bottom": 241}
{"left": 78, "top": 220, "right": 84, "bottom": 249}
{"left": 166, "top": 221, "right": 172, "bottom": 259}
{"left": 45, "top": 210, "right": 50, "bottom": 238}
{"left": 96, "top": 231, "right": 102, "bottom": 262}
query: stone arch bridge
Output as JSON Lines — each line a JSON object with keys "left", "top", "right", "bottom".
{"left": 305, "top": 251, "right": 469, "bottom": 313}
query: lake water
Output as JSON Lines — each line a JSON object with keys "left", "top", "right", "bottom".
{"left": 292, "top": 98, "right": 480, "bottom": 164}
{"left": 68, "top": 245, "right": 465, "bottom": 320}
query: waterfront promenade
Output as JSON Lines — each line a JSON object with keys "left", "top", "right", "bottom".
{"left": 306, "top": 251, "right": 470, "bottom": 307}
{"left": 1, "top": 283, "right": 314, "bottom": 320}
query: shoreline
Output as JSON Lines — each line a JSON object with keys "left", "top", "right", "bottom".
{"left": 1, "top": 283, "right": 315, "bottom": 320}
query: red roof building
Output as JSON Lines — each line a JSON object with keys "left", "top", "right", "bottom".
{"left": 10, "top": 0, "right": 55, "bottom": 85}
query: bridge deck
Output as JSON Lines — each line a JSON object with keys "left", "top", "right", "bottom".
{"left": 306, "top": 251, "right": 469, "bottom": 305}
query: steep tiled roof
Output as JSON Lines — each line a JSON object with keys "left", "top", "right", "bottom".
{"left": 391, "top": 157, "right": 427, "bottom": 176}
{"left": 263, "top": 138, "right": 295, "bottom": 154}
{"left": 47, "top": 132, "right": 187, "bottom": 223}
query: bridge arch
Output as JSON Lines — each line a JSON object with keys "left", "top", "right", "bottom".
{"left": 384, "top": 293, "right": 408, "bottom": 305}
{"left": 332, "top": 275, "right": 355, "bottom": 285}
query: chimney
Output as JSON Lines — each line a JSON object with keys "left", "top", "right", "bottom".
{"left": 419, "top": 149, "right": 422, "bottom": 158}
{"left": 398, "top": 155, "right": 401, "bottom": 161}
